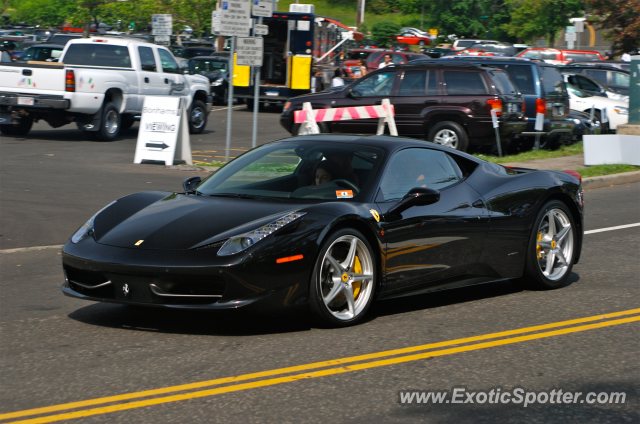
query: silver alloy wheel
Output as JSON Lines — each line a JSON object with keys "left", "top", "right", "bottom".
{"left": 536, "top": 208, "right": 574, "bottom": 281}
{"left": 433, "top": 129, "right": 458, "bottom": 149}
{"left": 319, "top": 235, "right": 374, "bottom": 321}
{"left": 104, "top": 110, "right": 119, "bottom": 134}
{"left": 191, "top": 107, "right": 205, "bottom": 129}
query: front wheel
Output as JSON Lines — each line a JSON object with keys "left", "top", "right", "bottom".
{"left": 309, "top": 229, "right": 377, "bottom": 327}
{"left": 521, "top": 200, "right": 576, "bottom": 289}
{"left": 188, "top": 100, "right": 207, "bottom": 134}
{"left": 418, "top": 40, "right": 426, "bottom": 46}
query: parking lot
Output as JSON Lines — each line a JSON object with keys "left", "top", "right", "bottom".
{"left": 1, "top": 105, "right": 639, "bottom": 423}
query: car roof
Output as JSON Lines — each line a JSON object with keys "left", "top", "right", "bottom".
{"left": 190, "top": 56, "right": 227, "bottom": 61}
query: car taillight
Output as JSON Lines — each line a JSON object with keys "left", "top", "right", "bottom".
{"left": 535, "top": 98, "right": 547, "bottom": 115}
{"left": 486, "top": 99, "right": 502, "bottom": 115}
{"left": 562, "top": 170, "right": 582, "bottom": 184}
{"left": 65, "top": 69, "right": 75, "bottom": 92}
{"left": 522, "top": 100, "right": 526, "bottom": 114}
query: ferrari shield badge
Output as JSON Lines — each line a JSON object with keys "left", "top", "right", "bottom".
{"left": 135, "top": 240, "right": 144, "bottom": 246}
{"left": 369, "top": 209, "right": 380, "bottom": 222}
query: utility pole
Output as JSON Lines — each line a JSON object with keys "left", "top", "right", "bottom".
{"left": 421, "top": 3, "right": 425, "bottom": 31}
{"left": 216, "top": 0, "right": 224, "bottom": 52}
{"left": 356, "top": 0, "right": 365, "bottom": 28}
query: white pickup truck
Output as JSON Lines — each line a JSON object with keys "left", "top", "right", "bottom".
{"left": 0, "top": 37, "right": 212, "bottom": 140}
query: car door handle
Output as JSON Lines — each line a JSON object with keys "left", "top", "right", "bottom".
{"left": 424, "top": 100, "right": 438, "bottom": 104}
{"left": 472, "top": 199, "right": 484, "bottom": 208}
{"left": 144, "top": 77, "right": 149, "bottom": 83}
{"left": 22, "top": 69, "right": 32, "bottom": 76}
{"left": 165, "top": 78, "right": 169, "bottom": 84}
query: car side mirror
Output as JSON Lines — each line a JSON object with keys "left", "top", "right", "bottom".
{"left": 387, "top": 187, "right": 440, "bottom": 215}
{"left": 182, "top": 176, "right": 201, "bottom": 192}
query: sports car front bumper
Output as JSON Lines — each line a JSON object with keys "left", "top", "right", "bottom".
{"left": 60, "top": 231, "right": 319, "bottom": 311}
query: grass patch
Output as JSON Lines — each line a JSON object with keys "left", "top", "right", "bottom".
{"left": 243, "top": 163, "right": 298, "bottom": 173}
{"left": 577, "top": 165, "right": 640, "bottom": 178}
{"left": 193, "top": 161, "right": 225, "bottom": 167}
{"left": 474, "top": 143, "right": 584, "bottom": 164}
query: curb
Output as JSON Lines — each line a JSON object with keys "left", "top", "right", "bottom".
{"left": 582, "top": 171, "right": 640, "bottom": 190}
{"left": 1, "top": 244, "right": 64, "bottom": 254}
{"left": 165, "top": 165, "right": 220, "bottom": 172}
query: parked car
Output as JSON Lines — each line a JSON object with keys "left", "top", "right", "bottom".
{"left": 451, "top": 39, "right": 499, "bottom": 51}
{"left": 516, "top": 48, "right": 603, "bottom": 64}
{"left": 178, "top": 47, "right": 216, "bottom": 59}
{"left": 432, "top": 56, "right": 575, "bottom": 149}
{"left": 46, "top": 34, "right": 82, "bottom": 45}
{"left": 559, "top": 70, "right": 628, "bottom": 101}
{"left": 513, "top": 44, "right": 532, "bottom": 54}
{"left": 342, "top": 50, "right": 426, "bottom": 77}
{"left": 0, "top": 37, "right": 212, "bottom": 138}
{"left": 352, "top": 40, "right": 378, "bottom": 49}
{"left": 560, "top": 63, "right": 630, "bottom": 95}
{"left": 423, "top": 43, "right": 452, "bottom": 58}
{"left": 566, "top": 84, "right": 628, "bottom": 133}
{"left": 568, "top": 109, "right": 601, "bottom": 141}
{"left": 9, "top": 41, "right": 40, "bottom": 60}
{"left": 188, "top": 56, "right": 229, "bottom": 104}
{"left": 461, "top": 42, "right": 516, "bottom": 57}
{"left": 0, "top": 46, "right": 13, "bottom": 62}
{"left": 394, "top": 30, "right": 431, "bottom": 46}
{"left": 281, "top": 63, "right": 526, "bottom": 152}
{"left": 18, "top": 44, "right": 64, "bottom": 62}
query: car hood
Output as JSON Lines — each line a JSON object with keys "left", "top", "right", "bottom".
{"left": 92, "top": 191, "right": 309, "bottom": 250}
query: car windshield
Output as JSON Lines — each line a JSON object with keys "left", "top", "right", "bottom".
{"left": 456, "top": 40, "right": 476, "bottom": 48}
{"left": 196, "top": 141, "right": 385, "bottom": 202}
{"left": 347, "top": 51, "right": 372, "bottom": 60}
{"left": 566, "top": 84, "right": 591, "bottom": 98}
{"left": 190, "top": 59, "right": 227, "bottom": 74}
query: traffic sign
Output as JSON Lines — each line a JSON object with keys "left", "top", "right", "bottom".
{"left": 220, "top": 0, "right": 252, "bottom": 37}
{"left": 237, "top": 37, "right": 263, "bottom": 66}
{"left": 575, "top": 20, "right": 584, "bottom": 32}
{"left": 429, "top": 29, "right": 438, "bottom": 36}
{"left": 252, "top": 0, "right": 273, "bottom": 18}
{"left": 154, "top": 35, "right": 170, "bottom": 45}
{"left": 212, "top": 10, "right": 221, "bottom": 33}
{"left": 152, "top": 14, "right": 172, "bottom": 36}
{"left": 566, "top": 26, "right": 576, "bottom": 34}
{"left": 565, "top": 32, "right": 577, "bottom": 42}
{"left": 254, "top": 24, "right": 268, "bottom": 35}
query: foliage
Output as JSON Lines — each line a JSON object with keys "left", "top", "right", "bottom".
{"left": 371, "top": 21, "right": 401, "bottom": 46}
{"left": 422, "top": 0, "right": 487, "bottom": 39}
{"left": 8, "top": 0, "right": 77, "bottom": 27}
{"left": 587, "top": 0, "right": 640, "bottom": 55}
{"left": 502, "top": 0, "right": 585, "bottom": 46}
{"left": 578, "top": 164, "right": 640, "bottom": 177}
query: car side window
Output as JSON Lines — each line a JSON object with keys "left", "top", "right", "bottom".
{"left": 584, "top": 69, "right": 607, "bottom": 84}
{"left": 352, "top": 70, "right": 396, "bottom": 97}
{"left": 391, "top": 54, "right": 405, "bottom": 64}
{"left": 444, "top": 70, "right": 488, "bottom": 95}
{"left": 540, "top": 67, "right": 567, "bottom": 96}
{"left": 399, "top": 70, "right": 438, "bottom": 96}
{"left": 611, "top": 71, "right": 629, "bottom": 87}
{"left": 379, "top": 149, "right": 460, "bottom": 202}
{"left": 138, "top": 46, "right": 157, "bottom": 72}
{"left": 575, "top": 75, "right": 600, "bottom": 91}
{"left": 158, "top": 48, "right": 180, "bottom": 74}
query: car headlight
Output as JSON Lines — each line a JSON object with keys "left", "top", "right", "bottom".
{"left": 613, "top": 106, "right": 628, "bottom": 115}
{"left": 573, "top": 118, "right": 582, "bottom": 125}
{"left": 217, "top": 211, "right": 306, "bottom": 256}
{"left": 71, "top": 201, "right": 117, "bottom": 244}
{"left": 211, "top": 78, "right": 224, "bottom": 86}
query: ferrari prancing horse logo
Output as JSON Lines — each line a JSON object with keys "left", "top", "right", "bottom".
{"left": 369, "top": 209, "right": 380, "bottom": 222}
{"left": 122, "top": 284, "right": 130, "bottom": 296}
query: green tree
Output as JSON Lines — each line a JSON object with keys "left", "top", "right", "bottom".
{"left": 422, "top": 0, "right": 487, "bottom": 38}
{"left": 502, "top": 0, "right": 585, "bottom": 46}
{"left": 588, "top": 0, "right": 640, "bottom": 55}
{"left": 8, "top": 0, "right": 77, "bottom": 28}
{"left": 371, "top": 21, "right": 401, "bottom": 46}
{"left": 159, "top": 0, "right": 218, "bottom": 39}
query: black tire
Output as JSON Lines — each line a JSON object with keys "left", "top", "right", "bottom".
{"left": 188, "top": 100, "right": 207, "bottom": 134}
{"left": 1, "top": 115, "right": 33, "bottom": 136}
{"left": 427, "top": 121, "right": 469, "bottom": 152}
{"left": 120, "top": 114, "right": 135, "bottom": 131}
{"left": 309, "top": 228, "right": 377, "bottom": 327}
{"left": 94, "top": 102, "right": 120, "bottom": 141}
{"left": 520, "top": 200, "right": 577, "bottom": 290}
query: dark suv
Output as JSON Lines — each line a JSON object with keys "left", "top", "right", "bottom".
{"left": 433, "top": 57, "right": 575, "bottom": 148}
{"left": 281, "top": 63, "right": 525, "bottom": 152}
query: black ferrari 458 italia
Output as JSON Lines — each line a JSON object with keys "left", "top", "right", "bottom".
{"left": 62, "top": 135, "right": 584, "bottom": 326}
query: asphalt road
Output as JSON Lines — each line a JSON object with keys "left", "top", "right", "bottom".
{"left": 0, "top": 108, "right": 639, "bottom": 424}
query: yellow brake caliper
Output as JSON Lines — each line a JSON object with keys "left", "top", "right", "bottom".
{"left": 352, "top": 256, "right": 362, "bottom": 299}
{"left": 537, "top": 233, "right": 543, "bottom": 258}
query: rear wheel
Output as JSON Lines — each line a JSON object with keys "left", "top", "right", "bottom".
{"left": 427, "top": 121, "right": 469, "bottom": 152}
{"left": 1, "top": 115, "right": 33, "bottom": 136}
{"left": 188, "top": 100, "right": 207, "bottom": 134}
{"left": 309, "top": 229, "right": 377, "bottom": 327}
{"left": 418, "top": 40, "right": 426, "bottom": 46}
{"left": 94, "top": 102, "right": 120, "bottom": 141}
{"left": 521, "top": 200, "right": 576, "bottom": 289}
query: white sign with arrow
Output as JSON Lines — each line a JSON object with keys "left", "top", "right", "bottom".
{"left": 134, "top": 97, "right": 192, "bottom": 166}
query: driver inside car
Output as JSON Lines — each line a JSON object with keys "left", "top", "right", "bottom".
{"left": 314, "top": 159, "right": 343, "bottom": 185}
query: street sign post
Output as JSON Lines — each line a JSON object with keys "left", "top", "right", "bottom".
{"left": 212, "top": 10, "right": 220, "bottom": 34}
{"left": 154, "top": 35, "right": 170, "bottom": 45}
{"left": 152, "top": 14, "right": 172, "bottom": 36}
{"left": 237, "top": 37, "right": 263, "bottom": 66}
{"left": 254, "top": 24, "right": 268, "bottom": 35}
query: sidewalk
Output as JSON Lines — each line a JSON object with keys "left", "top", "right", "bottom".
{"left": 503, "top": 154, "right": 585, "bottom": 170}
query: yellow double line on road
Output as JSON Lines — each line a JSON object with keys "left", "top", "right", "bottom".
{"left": 2, "top": 308, "right": 639, "bottom": 424}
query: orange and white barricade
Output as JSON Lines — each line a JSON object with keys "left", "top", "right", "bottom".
{"left": 294, "top": 99, "right": 398, "bottom": 136}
